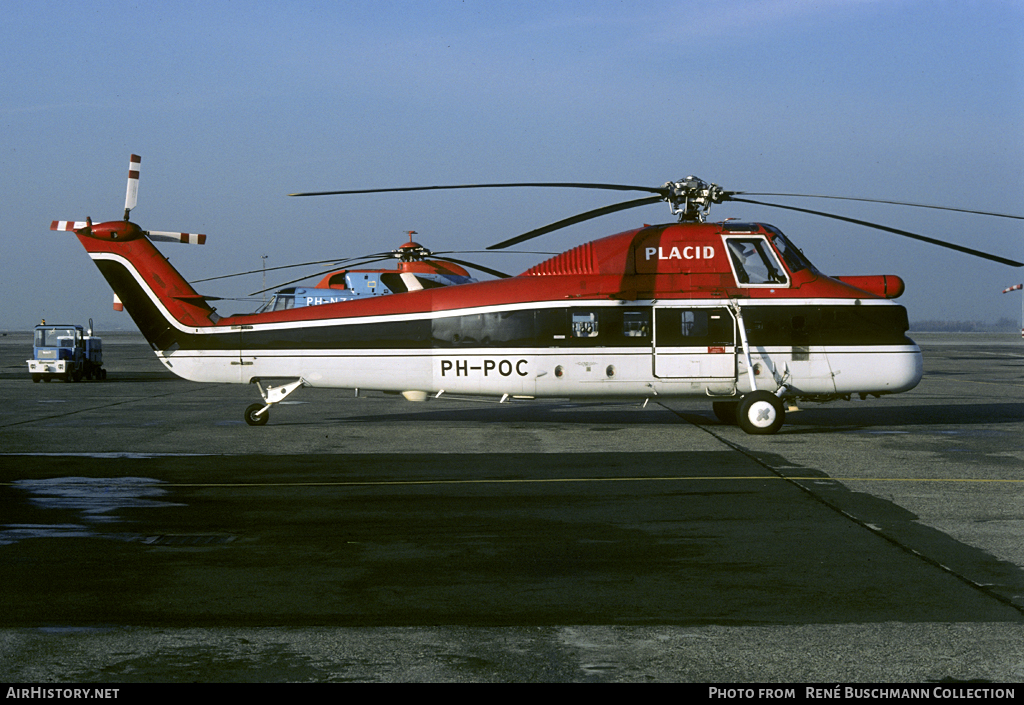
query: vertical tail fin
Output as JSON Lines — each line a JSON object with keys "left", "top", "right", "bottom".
{"left": 54, "top": 155, "right": 217, "bottom": 352}
{"left": 77, "top": 228, "right": 219, "bottom": 350}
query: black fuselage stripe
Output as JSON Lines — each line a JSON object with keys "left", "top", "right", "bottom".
{"left": 97, "top": 260, "right": 912, "bottom": 352}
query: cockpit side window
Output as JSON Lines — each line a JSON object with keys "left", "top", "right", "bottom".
{"left": 725, "top": 237, "right": 789, "bottom": 287}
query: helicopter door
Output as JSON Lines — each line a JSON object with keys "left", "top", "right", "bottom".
{"left": 231, "top": 324, "right": 254, "bottom": 381}
{"left": 653, "top": 307, "right": 737, "bottom": 380}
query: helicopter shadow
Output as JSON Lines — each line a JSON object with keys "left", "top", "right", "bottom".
{"left": 764, "top": 400, "right": 1024, "bottom": 435}
{"left": 330, "top": 399, "right": 677, "bottom": 427}
{"left": 327, "top": 398, "right": 1024, "bottom": 434}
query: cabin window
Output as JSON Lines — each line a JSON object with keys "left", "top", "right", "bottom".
{"left": 680, "top": 311, "right": 708, "bottom": 337}
{"left": 571, "top": 311, "right": 599, "bottom": 338}
{"left": 622, "top": 310, "right": 650, "bottom": 338}
{"left": 563, "top": 307, "right": 651, "bottom": 347}
{"left": 656, "top": 308, "right": 734, "bottom": 347}
{"left": 434, "top": 310, "right": 548, "bottom": 346}
{"left": 429, "top": 307, "right": 652, "bottom": 348}
{"left": 726, "top": 237, "right": 788, "bottom": 286}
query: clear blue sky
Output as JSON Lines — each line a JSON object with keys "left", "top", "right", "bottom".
{"left": 2, "top": 0, "right": 1022, "bottom": 330}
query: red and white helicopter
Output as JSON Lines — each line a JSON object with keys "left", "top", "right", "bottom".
{"left": 52, "top": 155, "right": 1023, "bottom": 433}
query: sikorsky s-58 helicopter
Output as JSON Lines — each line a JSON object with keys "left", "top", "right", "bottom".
{"left": 52, "top": 155, "right": 1023, "bottom": 433}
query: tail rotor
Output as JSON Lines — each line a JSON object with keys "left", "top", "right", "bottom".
{"left": 51, "top": 154, "right": 207, "bottom": 246}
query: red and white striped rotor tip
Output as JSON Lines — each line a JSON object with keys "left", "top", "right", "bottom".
{"left": 51, "top": 220, "right": 90, "bottom": 232}
{"left": 145, "top": 230, "right": 207, "bottom": 245}
{"left": 125, "top": 154, "right": 141, "bottom": 215}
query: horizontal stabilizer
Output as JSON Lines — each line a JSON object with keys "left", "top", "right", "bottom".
{"left": 172, "top": 293, "right": 222, "bottom": 301}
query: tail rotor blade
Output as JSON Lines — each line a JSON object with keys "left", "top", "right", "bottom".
{"left": 51, "top": 220, "right": 91, "bottom": 233}
{"left": 124, "top": 154, "right": 141, "bottom": 219}
{"left": 145, "top": 230, "right": 207, "bottom": 245}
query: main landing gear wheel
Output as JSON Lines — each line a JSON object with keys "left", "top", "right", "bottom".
{"left": 244, "top": 403, "right": 269, "bottom": 426}
{"left": 736, "top": 391, "right": 785, "bottom": 435}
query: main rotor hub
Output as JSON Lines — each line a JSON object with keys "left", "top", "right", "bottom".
{"left": 396, "top": 241, "right": 432, "bottom": 262}
{"left": 663, "top": 176, "right": 726, "bottom": 223}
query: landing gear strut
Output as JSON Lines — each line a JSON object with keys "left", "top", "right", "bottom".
{"left": 727, "top": 301, "right": 788, "bottom": 435}
{"left": 244, "top": 378, "right": 306, "bottom": 426}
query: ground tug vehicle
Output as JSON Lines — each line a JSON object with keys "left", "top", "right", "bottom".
{"left": 28, "top": 320, "right": 104, "bottom": 382}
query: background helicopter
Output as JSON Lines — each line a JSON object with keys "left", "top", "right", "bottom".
{"left": 52, "top": 155, "right": 1023, "bottom": 432}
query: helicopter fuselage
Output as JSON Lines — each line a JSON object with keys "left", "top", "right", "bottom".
{"left": 77, "top": 219, "right": 923, "bottom": 432}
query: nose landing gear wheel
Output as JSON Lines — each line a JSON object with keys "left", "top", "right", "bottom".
{"left": 736, "top": 391, "right": 785, "bottom": 435}
{"left": 244, "top": 403, "right": 269, "bottom": 426}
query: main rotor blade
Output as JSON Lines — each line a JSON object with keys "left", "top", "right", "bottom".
{"left": 487, "top": 195, "right": 664, "bottom": 250}
{"left": 248, "top": 256, "right": 393, "bottom": 296}
{"left": 730, "top": 197, "right": 1024, "bottom": 268}
{"left": 430, "top": 255, "right": 510, "bottom": 279}
{"left": 289, "top": 182, "right": 667, "bottom": 198}
{"left": 194, "top": 252, "right": 395, "bottom": 283}
{"left": 728, "top": 192, "right": 1024, "bottom": 220}
{"left": 431, "top": 249, "right": 557, "bottom": 256}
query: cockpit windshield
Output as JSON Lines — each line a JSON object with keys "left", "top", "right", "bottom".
{"left": 726, "top": 237, "right": 788, "bottom": 286}
{"left": 764, "top": 226, "right": 814, "bottom": 272}
{"left": 256, "top": 292, "right": 296, "bottom": 313}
